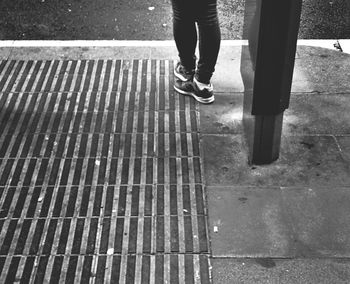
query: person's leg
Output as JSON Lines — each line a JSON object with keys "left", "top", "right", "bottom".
{"left": 172, "top": 0, "right": 220, "bottom": 104}
{"left": 196, "top": 0, "right": 221, "bottom": 84}
{"left": 171, "top": 0, "right": 197, "bottom": 71}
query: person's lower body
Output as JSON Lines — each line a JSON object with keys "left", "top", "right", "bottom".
{"left": 171, "top": 0, "right": 221, "bottom": 103}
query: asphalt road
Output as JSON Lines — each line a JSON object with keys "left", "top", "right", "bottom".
{"left": 0, "top": 0, "right": 349, "bottom": 40}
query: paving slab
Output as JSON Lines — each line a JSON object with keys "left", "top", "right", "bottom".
{"left": 336, "top": 136, "right": 350, "bottom": 163}
{"left": 211, "top": 258, "right": 350, "bottom": 284}
{"left": 208, "top": 186, "right": 295, "bottom": 257}
{"left": 0, "top": 47, "right": 12, "bottom": 60}
{"left": 281, "top": 187, "right": 350, "bottom": 258}
{"left": 200, "top": 93, "right": 243, "bottom": 134}
{"left": 202, "top": 134, "right": 350, "bottom": 187}
{"left": 213, "top": 45, "right": 243, "bottom": 93}
{"left": 208, "top": 186, "right": 350, "bottom": 258}
{"left": 292, "top": 46, "right": 350, "bottom": 93}
{"left": 285, "top": 93, "right": 350, "bottom": 135}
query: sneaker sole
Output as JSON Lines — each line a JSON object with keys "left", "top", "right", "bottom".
{"left": 174, "top": 85, "right": 215, "bottom": 104}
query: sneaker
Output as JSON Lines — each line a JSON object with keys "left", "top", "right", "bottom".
{"left": 174, "top": 62, "right": 194, "bottom": 82}
{"left": 174, "top": 77, "right": 215, "bottom": 104}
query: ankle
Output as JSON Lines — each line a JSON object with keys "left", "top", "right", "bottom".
{"left": 194, "top": 77, "right": 213, "bottom": 91}
{"left": 194, "top": 74, "right": 210, "bottom": 85}
{"left": 194, "top": 77, "right": 211, "bottom": 87}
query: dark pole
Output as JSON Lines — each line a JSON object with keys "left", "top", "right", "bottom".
{"left": 241, "top": 0, "right": 303, "bottom": 164}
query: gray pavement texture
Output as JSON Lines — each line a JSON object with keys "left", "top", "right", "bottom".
{"left": 212, "top": 258, "right": 350, "bottom": 284}
{"left": 202, "top": 45, "right": 350, "bottom": 282}
{"left": 1, "top": 43, "right": 350, "bottom": 282}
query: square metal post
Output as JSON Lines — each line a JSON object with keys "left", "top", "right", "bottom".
{"left": 241, "top": 0, "right": 303, "bottom": 164}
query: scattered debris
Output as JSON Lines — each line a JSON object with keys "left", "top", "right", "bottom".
{"left": 255, "top": 258, "right": 276, "bottom": 268}
{"left": 194, "top": 270, "right": 200, "bottom": 281}
{"left": 34, "top": 259, "right": 39, "bottom": 267}
{"left": 300, "top": 141, "right": 314, "bottom": 149}
{"left": 238, "top": 197, "right": 248, "bottom": 203}
{"left": 334, "top": 40, "right": 343, "bottom": 52}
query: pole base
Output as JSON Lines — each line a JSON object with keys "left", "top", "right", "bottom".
{"left": 243, "top": 112, "right": 284, "bottom": 165}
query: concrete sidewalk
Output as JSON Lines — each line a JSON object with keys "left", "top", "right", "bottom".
{"left": 203, "top": 42, "right": 350, "bottom": 283}
{"left": 1, "top": 41, "right": 350, "bottom": 283}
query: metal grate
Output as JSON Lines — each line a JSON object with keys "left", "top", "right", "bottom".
{"left": 0, "top": 59, "right": 210, "bottom": 283}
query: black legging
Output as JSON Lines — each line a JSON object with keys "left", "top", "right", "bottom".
{"left": 171, "top": 0, "right": 221, "bottom": 84}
